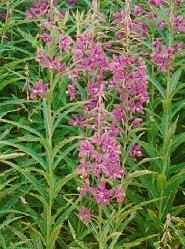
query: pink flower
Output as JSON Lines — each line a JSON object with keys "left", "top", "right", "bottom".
{"left": 157, "top": 20, "right": 166, "bottom": 29}
{"left": 79, "top": 140, "right": 95, "bottom": 159}
{"left": 36, "top": 49, "right": 52, "bottom": 68}
{"left": 112, "top": 104, "right": 125, "bottom": 122}
{"left": 59, "top": 35, "right": 72, "bottom": 52}
{"left": 112, "top": 11, "right": 125, "bottom": 24}
{"left": 68, "top": 85, "right": 78, "bottom": 100}
{"left": 115, "top": 30, "right": 125, "bottom": 40}
{"left": 90, "top": 181, "right": 112, "bottom": 205}
{"left": 26, "top": 1, "right": 48, "bottom": 19}
{"left": 132, "top": 118, "right": 142, "bottom": 126}
{"left": 76, "top": 162, "right": 90, "bottom": 177}
{"left": 78, "top": 207, "right": 91, "bottom": 225}
{"left": 40, "top": 33, "right": 51, "bottom": 43}
{"left": 0, "top": 12, "right": 8, "bottom": 20}
{"left": 80, "top": 181, "right": 90, "bottom": 196}
{"left": 151, "top": 41, "right": 174, "bottom": 72}
{"left": 114, "top": 185, "right": 125, "bottom": 202}
{"left": 149, "top": 0, "right": 165, "bottom": 7}
{"left": 134, "top": 5, "right": 144, "bottom": 16}
{"left": 36, "top": 49, "right": 66, "bottom": 72}
{"left": 30, "top": 80, "right": 48, "bottom": 99}
{"left": 172, "top": 16, "right": 185, "bottom": 33}
{"left": 153, "top": 39, "right": 162, "bottom": 48}
{"left": 173, "top": 43, "right": 183, "bottom": 52}
{"left": 68, "top": 114, "right": 86, "bottom": 127}
{"left": 130, "top": 144, "right": 143, "bottom": 157}
{"left": 147, "top": 12, "right": 156, "bottom": 19}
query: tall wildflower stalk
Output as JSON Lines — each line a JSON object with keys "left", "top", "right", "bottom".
{"left": 67, "top": 1, "right": 151, "bottom": 247}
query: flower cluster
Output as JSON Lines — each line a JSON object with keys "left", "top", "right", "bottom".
{"left": 67, "top": 31, "right": 149, "bottom": 224}
{"left": 26, "top": 1, "right": 48, "bottom": 19}
{"left": 30, "top": 80, "right": 48, "bottom": 99}
{"left": 59, "top": 35, "right": 72, "bottom": 52}
{"left": 77, "top": 206, "right": 91, "bottom": 225}
{"left": 134, "top": 5, "right": 144, "bottom": 17}
{"left": 77, "top": 130, "right": 125, "bottom": 198}
{"left": 149, "top": 0, "right": 164, "bottom": 7}
{"left": 36, "top": 49, "right": 66, "bottom": 73}
{"left": 76, "top": 103, "right": 125, "bottom": 223}
{"left": 113, "top": 12, "right": 148, "bottom": 40}
{"left": 172, "top": 16, "right": 185, "bottom": 33}
{"left": 157, "top": 20, "right": 167, "bottom": 29}
{"left": 151, "top": 40, "right": 183, "bottom": 72}
{"left": 0, "top": 12, "right": 8, "bottom": 21}
{"left": 109, "top": 55, "right": 149, "bottom": 115}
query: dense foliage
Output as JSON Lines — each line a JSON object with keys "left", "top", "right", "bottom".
{"left": 0, "top": 0, "right": 185, "bottom": 248}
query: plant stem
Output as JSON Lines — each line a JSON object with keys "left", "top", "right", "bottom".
{"left": 98, "top": 206, "right": 104, "bottom": 249}
{"left": 159, "top": 69, "right": 172, "bottom": 220}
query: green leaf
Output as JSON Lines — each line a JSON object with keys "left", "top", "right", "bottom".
{"left": 1, "top": 160, "right": 48, "bottom": 201}
{"left": 52, "top": 136, "right": 79, "bottom": 161}
{"left": 53, "top": 173, "right": 76, "bottom": 198}
{"left": 169, "top": 68, "right": 182, "bottom": 96}
{"left": 0, "top": 140, "right": 46, "bottom": 169}
{"left": 171, "top": 132, "right": 185, "bottom": 153}
{"left": 121, "top": 234, "right": 158, "bottom": 248}
{"left": 0, "top": 118, "right": 44, "bottom": 139}
{"left": 53, "top": 142, "right": 78, "bottom": 170}
{"left": 148, "top": 76, "right": 165, "bottom": 98}
{"left": 0, "top": 217, "right": 22, "bottom": 231}
{"left": 53, "top": 101, "right": 85, "bottom": 131}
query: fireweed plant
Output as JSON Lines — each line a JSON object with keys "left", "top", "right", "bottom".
{"left": 0, "top": 0, "right": 185, "bottom": 248}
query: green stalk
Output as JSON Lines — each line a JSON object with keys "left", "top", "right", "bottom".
{"left": 44, "top": 3, "right": 57, "bottom": 246}
{"left": 158, "top": 70, "right": 172, "bottom": 221}
{"left": 45, "top": 73, "right": 55, "bottom": 249}
{"left": 158, "top": 0, "right": 175, "bottom": 221}
{"left": 98, "top": 206, "right": 105, "bottom": 249}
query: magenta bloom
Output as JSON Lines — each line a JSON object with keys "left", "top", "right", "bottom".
{"left": 173, "top": 43, "right": 183, "bottom": 52}
{"left": 79, "top": 140, "right": 95, "bottom": 159}
{"left": 30, "top": 80, "right": 48, "bottom": 99}
{"left": 90, "top": 181, "right": 112, "bottom": 206}
{"left": 112, "top": 104, "right": 125, "bottom": 122}
{"left": 79, "top": 181, "right": 90, "bottom": 196}
{"left": 130, "top": 144, "right": 143, "bottom": 157}
{"left": 134, "top": 5, "right": 144, "bottom": 16}
{"left": 132, "top": 118, "right": 142, "bottom": 127}
{"left": 68, "top": 114, "right": 86, "bottom": 127}
{"left": 78, "top": 207, "right": 91, "bottom": 225}
{"left": 151, "top": 41, "right": 174, "bottom": 72}
{"left": 0, "top": 12, "right": 7, "bottom": 20}
{"left": 172, "top": 16, "right": 185, "bottom": 33}
{"left": 68, "top": 85, "right": 78, "bottom": 100}
{"left": 59, "top": 35, "right": 72, "bottom": 52}
{"left": 40, "top": 33, "right": 51, "bottom": 43}
{"left": 149, "top": 0, "right": 164, "bottom": 7}
{"left": 36, "top": 49, "right": 52, "bottom": 68}
{"left": 114, "top": 185, "right": 125, "bottom": 202}
{"left": 26, "top": 1, "right": 48, "bottom": 19}
{"left": 112, "top": 11, "right": 125, "bottom": 25}
{"left": 36, "top": 49, "right": 66, "bottom": 72}
{"left": 157, "top": 20, "right": 166, "bottom": 29}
